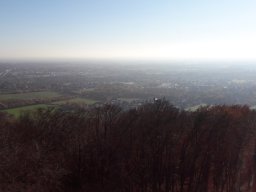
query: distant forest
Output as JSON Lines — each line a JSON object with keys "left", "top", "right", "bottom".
{"left": 0, "top": 100, "right": 256, "bottom": 192}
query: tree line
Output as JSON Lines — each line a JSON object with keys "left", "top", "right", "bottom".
{"left": 0, "top": 100, "right": 256, "bottom": 192}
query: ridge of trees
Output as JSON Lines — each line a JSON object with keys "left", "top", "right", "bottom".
{"left": 0, "top": 100, "right": 256, "bottom": 192}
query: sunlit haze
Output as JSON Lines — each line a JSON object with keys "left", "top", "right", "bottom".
{"left": 1, "top": 0, "right": 256, "bottom": 61}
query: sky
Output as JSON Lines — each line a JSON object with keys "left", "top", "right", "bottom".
{"left": 0, "top": 0, "right": 256, "bottom": 61}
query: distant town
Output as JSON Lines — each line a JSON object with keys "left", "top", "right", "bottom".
{"left": 1, "top": 61, "right": 256, "bottom": 117}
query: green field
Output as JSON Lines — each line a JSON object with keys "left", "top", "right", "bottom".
{"left": 0, "top": 91, "right": 97, "bottom": 117}
{"left": 53, "top": 98, "right": 97, "bottom": 105}
{"left": 2, "top": 98, "right": 97, "bottom": 117}
{"left": 3, "top": 104, "right": 49, "bottom": 118}
{"left": 0, "top": 91, "right": 61, "bottom": 101}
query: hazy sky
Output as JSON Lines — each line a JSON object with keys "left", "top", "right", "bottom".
{"left": 1, "top": 0, "right": 256, "bottom": 61}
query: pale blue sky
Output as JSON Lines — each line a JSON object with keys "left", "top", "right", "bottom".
{"left": 1, "top": 0, "right": 256, "bottom": 60}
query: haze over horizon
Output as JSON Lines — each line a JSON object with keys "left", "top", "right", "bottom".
{"left": 1, "top": 0, "right": 256, "bottom": 61}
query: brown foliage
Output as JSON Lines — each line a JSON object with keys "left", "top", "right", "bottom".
{"left": 0, "top": 101, "right": 255, "bottom": 191}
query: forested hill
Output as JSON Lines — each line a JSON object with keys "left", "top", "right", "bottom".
{"left": 0, "top": 100, "right": 256, "bottom": 192}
